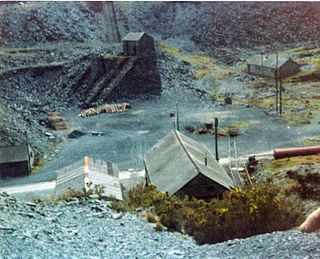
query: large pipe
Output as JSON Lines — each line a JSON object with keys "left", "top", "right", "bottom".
{"left": 274, "top": 145, "right": 320, "bottom": 159}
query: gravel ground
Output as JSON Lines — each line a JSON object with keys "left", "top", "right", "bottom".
{"left": 1, "top": 192, "right": 320, "bottom": 259}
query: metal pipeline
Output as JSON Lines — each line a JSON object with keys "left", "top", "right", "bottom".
{"left": 273, "top": 145, "right": 320, "bottom": 159}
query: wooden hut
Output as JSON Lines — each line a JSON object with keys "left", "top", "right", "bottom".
{"left": 247, "top": 54, "right": 300, "bottom": 78}
{"left": 0, "top": 144, "right": 33, "bottom": 177}
{"left": 122, "top": 32, "right": 155, "bottom": 57}
{"left": 144, "top": 130, "right": 234, "bottom": 199}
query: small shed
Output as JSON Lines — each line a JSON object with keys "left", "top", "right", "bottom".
{"left": 0, "top": 144, "right": 33, "bottom": 177}
{"left": 144, "top": 130, "right": 234, "bottom": 199}
{"left": 247, "top": 54, "right": 300, "bottom": 78}
{"left": 123, "top": 32, "right": 155, "bottom": 57}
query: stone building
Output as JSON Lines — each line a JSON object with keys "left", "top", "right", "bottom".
{"left": 247, "top": 54, "right": 300, "bottom": 78}
{"left": 122, "top": 32, "right": 155, "bottom": 57}
{"left": 0, "top": 144, "right": 33, "bottom": 177}
{"left": 144, "top": 130, "right": 234, "bottom": 199}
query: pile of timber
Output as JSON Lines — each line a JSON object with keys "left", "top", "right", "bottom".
{"left": 47, "top": 112, "right": 69, "bottom": 130}
{"left": 79, "top": 103, "right": 131, "bottom": 118}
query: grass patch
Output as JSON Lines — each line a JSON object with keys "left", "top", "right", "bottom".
{"left": 301, "top": 136, "right": 320, "bottom": 145}
{"left": 31, "top": 156, "right": 46, "bottom": 175}
{"left": 263, "top": 155, "right": 320, "bottom": 174}
{"left": 157, "top": 42, "right": 240, "bottom": 81}
{"left": 299, "top": 56, "right": 320, "bottom": 70}
{"left": 240, "top": 97, "right": 274, "bottom": 109}
{"left": 229, "top": 120, "right": 256, "bottom": 129}
{"left": 281, "top": 110, "right": 313, "bottom": 126}
{"left": 193, "top": 66, "right": 210, "bottom": 79}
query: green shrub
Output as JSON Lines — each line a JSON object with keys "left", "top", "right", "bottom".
{"left": 127, "top": 184, "right": 167, "bottom": 208}
{"left": 112, "top": 181, "right": 302, "bottom": 244}
{"left": 190, "top": 180, "right": 302, "bottom": 244}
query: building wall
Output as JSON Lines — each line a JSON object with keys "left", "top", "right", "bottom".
{"left": 248, "top": 61, "right": 300, "bottom": 79}
{"left": 0, "top": 161, "right": 29, "bottom": 177}
{"left": 279, "top": 60, "right": 301, "bottom": 78}
{"left": 123, "top": 34, "right": 155, "bottom": 57}
{"left": 137, "top": 34, "right": 155, "bottom": 57}
{"left": 176, "top": 174, "right": 227, "bottom": 199}
{"left": 123, "top": 41, "right": 137, "bottom": 56}
{"left": 247, "top": 64, "right": 275, "bottom": 77}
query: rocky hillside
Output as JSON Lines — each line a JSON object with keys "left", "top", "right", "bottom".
{"left": 2, "top": 2, "right": 320, "bottom": 51}
{"left": 1, "top": 1, "right": 320, "bottom": 161}
{"left": 0, "top": 1, "right": 119, "bottom": 48}
{"left": 1, "top": 192, "right": 320, "bottom": 258}
{"left": 115, "top": 2, "right": 320, "bottom": 50}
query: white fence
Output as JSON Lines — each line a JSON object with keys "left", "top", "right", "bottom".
{"left": 54, "top": 157, "right": 123, "bottom": 200}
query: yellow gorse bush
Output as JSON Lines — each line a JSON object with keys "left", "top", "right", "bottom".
{"left": 112, "top": 180, "right": 302, "bottom": 245}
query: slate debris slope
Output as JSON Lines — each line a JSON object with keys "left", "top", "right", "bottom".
{"left": 1, "top": 192, "right": 320, "bottom": 258}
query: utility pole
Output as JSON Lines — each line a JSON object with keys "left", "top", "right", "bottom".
{"left": 278, "top": 60, "right": 283, "bottom": 115}
{"left": 176, "top": 102, "right": 180, "bottom": 131}
{"left": 214, "top": 118, "right": 219, "bottom": 161}
{"left": 275, "top": 52, "right": 279, "bottom": 113}
{"left": 260, "top": 52, "right": 263, "bottom": 76}
{"left": 279, "top": 76, "right": 283, "bottom": 115}
{"left": 25, "top": 131, "right": 31, "bottom": 174}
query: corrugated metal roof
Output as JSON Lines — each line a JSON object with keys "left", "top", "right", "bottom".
{"left": 144, "top": 130, "right": 234, "bottom": 195}
{"left": 55, "top": 157, "right": 122, "bottom": 200}
{"left": 89, "top": 159, "right": 119, "bottom": 177}
{"left": 0, "top": 144, "right": 29, "bottom": 164}
{"left": 123, "top": 32, "right": 145, "bottom": 41}
{"left": 88, "top": 158, "right": 122, "bottom": 200}
{"left": 247, "top": 54, "right": 296, "bottom": 68}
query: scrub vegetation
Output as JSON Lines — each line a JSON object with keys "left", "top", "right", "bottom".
{"left": 111, "top": 182, "right": 302, "bottom": 245}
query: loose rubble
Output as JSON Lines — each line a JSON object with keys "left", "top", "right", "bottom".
{"left": 1, "top": 192, "right": 320, "bottom": 258}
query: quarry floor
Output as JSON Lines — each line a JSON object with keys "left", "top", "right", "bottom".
{"left": 1, "top": 82, "right": 319, "bottom": 190}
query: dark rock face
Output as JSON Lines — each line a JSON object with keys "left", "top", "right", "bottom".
{"left": 3, "top": 2, "right": 320, "bottom": 51}
{"left": 0, "top": 2, "right": 119, "bottom": 48}
{"left": 109, "top": 55, "right": 161, "bottom": 100}
{"left": 115, "top": 2, "right": 320, "bottom": 49}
